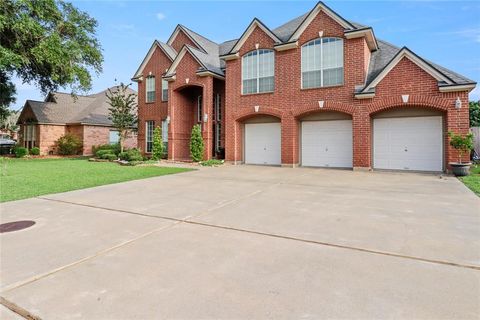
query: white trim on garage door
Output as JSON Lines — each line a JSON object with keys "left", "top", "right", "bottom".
{"left": 301, "top": 120, "right": 353, "bottom": 168}
{"left": 373, "top": 116, "right": 443, "bottom": 171}
{"left": 245, "top": 122, "right": 281, "bottom": 165}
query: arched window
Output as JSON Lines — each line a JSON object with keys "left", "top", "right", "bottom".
{"left": 242, "top": 49, "right": 275, "bottom": 94}
{"left": 301, "top": 37, "right": 343, "bottom": 89}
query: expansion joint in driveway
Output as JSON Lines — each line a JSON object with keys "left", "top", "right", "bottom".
{"left": 37, "top": 197, "right": 480, "bottom": 271}
{"left": 0, "top": 296, "right": 41, "bottom": 320}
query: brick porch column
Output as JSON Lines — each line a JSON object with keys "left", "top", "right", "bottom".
{"left": 352, "top": 108, "right": 371, "bottom": 170}
{"left": 281, "top": 114, "right": 298, "bottom": 167}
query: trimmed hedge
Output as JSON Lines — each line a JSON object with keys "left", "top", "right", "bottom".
{"left": 92, "top": 143, "right": 121, "bottom": 156}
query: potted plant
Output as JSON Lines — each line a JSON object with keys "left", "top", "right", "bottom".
{"left": 448, "top": 131, "right": 474, "bottom": 176}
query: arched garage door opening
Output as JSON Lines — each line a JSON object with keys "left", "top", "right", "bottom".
{"left": 243, "top": 115, "right": 281, "bottom": 165}
{"left": 372, "top": 107, "right": 445, "bottom": 172}
{"left": 300, "top": 111, "right": 353, "bottom": 168}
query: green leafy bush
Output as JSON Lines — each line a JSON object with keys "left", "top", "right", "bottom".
{"left": 119, "top": 148, "right": 143, "bottom": 162}
{"left": 448, "top": 131, "right": 474, "bottom": 163}
{"left": 189, "top": 124, "right": 204, "bottom": 162}
{"left": 151, "top": 126, "right": 165, "bottom": 160}
{"left": 92, "top": 143, "right": 121, "bottom": 156}
{"left": 104, "top": 154, "right": 118, "bottom": 161}
{"left": 95, "top": 149, "right": 115, "bottom": 159}
{"left": 14, "top": 146, "right": 28, "bottom": 158}
{"left": 57, "top": 134, "right": 82, "bottom": 155}
{"left": 200, "top": 159, "right": 224, "bottom": 166}
{"left": 30, "top": 147, "right": 40, "bottom": 155}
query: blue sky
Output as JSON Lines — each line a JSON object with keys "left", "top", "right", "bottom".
{"left": 11, "top": 0, "right": 480, "bottom": 111}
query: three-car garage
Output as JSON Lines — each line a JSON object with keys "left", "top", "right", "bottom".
{"left": 242, "top": 108, "right": 445, "bottom": 172}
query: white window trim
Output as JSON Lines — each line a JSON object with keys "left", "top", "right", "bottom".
{"left": 241, "top": 49, "right": 275, "bottom": 95}
{"left": 301, "top": 37, "right": 344, "bottom": 89}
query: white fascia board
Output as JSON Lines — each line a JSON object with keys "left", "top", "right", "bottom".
{"left": 196, "top": 70, "right": 225, "bottom": 80}
{"left": 439, "top": 83, "right": 476, "bottom": 93}
{"left": 354, "top": 92, "right": 375, "bottom": 99}
{"left": 288, "top": 2, "right": 354, "bottom": 42}
{"left": 364, "top": 49, "right": 453, "bottom": 92}
{"left": 230, "top": 19, "right": 281, "bottom": 53}
{"left": 274, "top": 41, "right": 298, "bottom": 52}
{"left": 344, "top": 29, "right": 378, "bottom": 51}
{"left": 220, "top": 52, "right": 240, "bottom": 61}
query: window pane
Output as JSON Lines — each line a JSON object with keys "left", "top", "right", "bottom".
{"left": 162, "top": 120, "right": 168, "bottom": 142}
{"left": 161, "top": 79, "right": 168, "bottom": 101}
{"left": 259, "top": 76, "right": 274, "bottom": 93}
{"left": 302, "top": 70, "right": 321, "bottom": 89}
{"left": 243, "top": 79, "right": 257, "bottom": 94}
{"left": 323, "top": 67, "right": 343, "bottom": 86}
{"left": 146, "top": 121, "right": 154, "bottom": 152}
{"left": 109, "top": 131, "right": 120, "bottom": 144}
{"left": 146, "top": 77, "right": 155, "bottom": 102}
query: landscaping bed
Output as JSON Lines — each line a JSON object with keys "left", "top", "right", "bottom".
{"left": 0, "top": 157, "right": 192, "bottom": 202}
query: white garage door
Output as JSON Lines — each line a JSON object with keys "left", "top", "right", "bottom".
{"left": 373, "top": 116, "right": 443, "bottom": 171}
{"left": 301, "top": 120, "right": 353, "bottom": 168}
{"left": 245, "top": 123, "right": 281, "bottom": 165}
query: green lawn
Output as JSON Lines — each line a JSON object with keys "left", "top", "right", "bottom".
{"left": 459, "top": 164, "right": 480, "bottom": 196}
{"left": 0, "top": 158, "right": 192, "bottom": 202}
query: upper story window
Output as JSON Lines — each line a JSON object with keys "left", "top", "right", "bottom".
{"left": 301, "top": 37, "right": 343, "bottom": 89}
{"left": 161, "top": 79, "right": 168, "bottom": 101}
{"left": 146, "top": 76, "right": 155, "bottom": 102}
{"left": 242, "top": 49, "right": 274, "bottom": 94}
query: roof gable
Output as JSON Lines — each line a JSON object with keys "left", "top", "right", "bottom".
{"left": 287, "top": 1, "right": 355, "bottom": 41}
{"left": 227, "top": 18, "right": 282, "bottom": 54}
{"left": 167, "top": 25, "right": 209, "bottom": 54}
{"left": 132, "top": 40, "right": 176, "bottom": 80}
{"left": 165, "top": 45, "right": 205, "bottom": 77}
{"left": 362, "top": 47, "right": 454, "bottom": 93}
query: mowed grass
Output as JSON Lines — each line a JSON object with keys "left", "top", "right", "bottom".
{"left": 0, "top": 158, "right": 192, "bottom": 202}
{"left": 459, "top": 164, "right": 480, "bottom": 196}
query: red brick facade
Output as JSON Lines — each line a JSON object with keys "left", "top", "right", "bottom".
{"left": 135, "top": 7, "right": 473, "bottom": 171}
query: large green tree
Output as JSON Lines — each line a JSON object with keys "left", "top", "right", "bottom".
{"left": 470, "top": 101, "right": 480, "bottom": 127}
{"left": 0, "top": 0, "right": 103, "bottom": 108}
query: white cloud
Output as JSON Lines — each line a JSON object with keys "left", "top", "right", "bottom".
{"left": 156, "top": 12, "right": 166, "bottom": 21}
{"left": 439, "top": 28, "right": 480, "bottom": 43}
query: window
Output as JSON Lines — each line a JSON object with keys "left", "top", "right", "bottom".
{"left": 109, "top": 130, "right": 120, "bottom": 144}
{"left": 162, "top": 79, "right": 168, "bottom": 101}
{"left": 214, "top": 93, "right": 221, "bottom": 121}
{"left": 301, "top": 37, "right": 343, "bottom": 89}
{"left": 145, "top": 120, "right": 154, "bottom": 152}
{"left": 24, "top": 124, "right": 36, "bottom": 149}
{"left": 242, "top": 49, "right": 274, "bottom": 94}
{"left": 146, "top": 76, "right": 155, "bottom": 102}
{"left": 161, "top": 120, "right": 168, "bottom": 143}
{"left": 197, "top": 95, "right": 203, "bottom": 123}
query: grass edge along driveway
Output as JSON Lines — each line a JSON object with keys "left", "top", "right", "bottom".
{"left": 459, "top": 164, "right": 480, "bottom": 196}
{"left": 0, "top": 158, "right": 192, "bottom": 202}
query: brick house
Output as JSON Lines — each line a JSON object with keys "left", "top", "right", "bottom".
{"left": 17, "top": 87, "right": 137, "bottom": 155}
{"left": 133, "top": 1, "right": 475, "bottom": 172}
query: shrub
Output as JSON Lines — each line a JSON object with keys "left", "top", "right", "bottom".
{"left": 14, "top": 146, "right": 28, "bottom": 158}
{"left": 104, "top": 154, "right": 118, "bottom": 161}
{"left": 448, "top": 132, "right": 474, "bottom": 163}
{"left": 189, "top": 124, "right": 204, "bottom": 162}
{"left": 57, "top": 134, "right": 82, "bottom": 155}
{"left": 92, "top": 143, "right": 121, "bottom": 156}
{"left": 95, "top": 149, "right": 115, "bottom": 159}
{"left": 151, "top": 126, "right": 165, "bottom": 160}
{"left": 200, "top": 159, "right": 224, "bottom": 166}
{"left": 30, "top": 147, "right": 40, "bottom": 155}
{"left": 118, "top": 148, "right": 143, "bottom": 162}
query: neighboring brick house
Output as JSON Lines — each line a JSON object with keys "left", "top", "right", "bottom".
{"left": 133, "top": 1, "right": 476, "bottom": 172}
{"left": 17, "top": 87, "right": 137, "bottom": 155}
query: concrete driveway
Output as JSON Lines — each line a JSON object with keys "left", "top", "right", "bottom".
{"left": 1, "top": 165, "right": 479, "bottom": 319}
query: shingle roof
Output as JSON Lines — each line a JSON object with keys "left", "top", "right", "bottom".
{"left": 157, "top": 2, "right": 474, "bottom": 89}
{"left": 21, "top": 87, "right": 137, "bottom": 126}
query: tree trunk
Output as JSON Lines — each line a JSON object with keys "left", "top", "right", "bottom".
{"left": 120, "top": 130, "right": 125, "bottom": 153}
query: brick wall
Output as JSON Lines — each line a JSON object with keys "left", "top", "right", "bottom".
{"left": 137, "top": 45, "right": 170, "bottom": 154}
{"left": 38, "top": 124, "right": 66, "bottom": 155}
{"left": 82, "top": 125, "right": 137, "bottom": 155}
{"left": 223, "top": 10, "right": 471, "bottom": 169}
